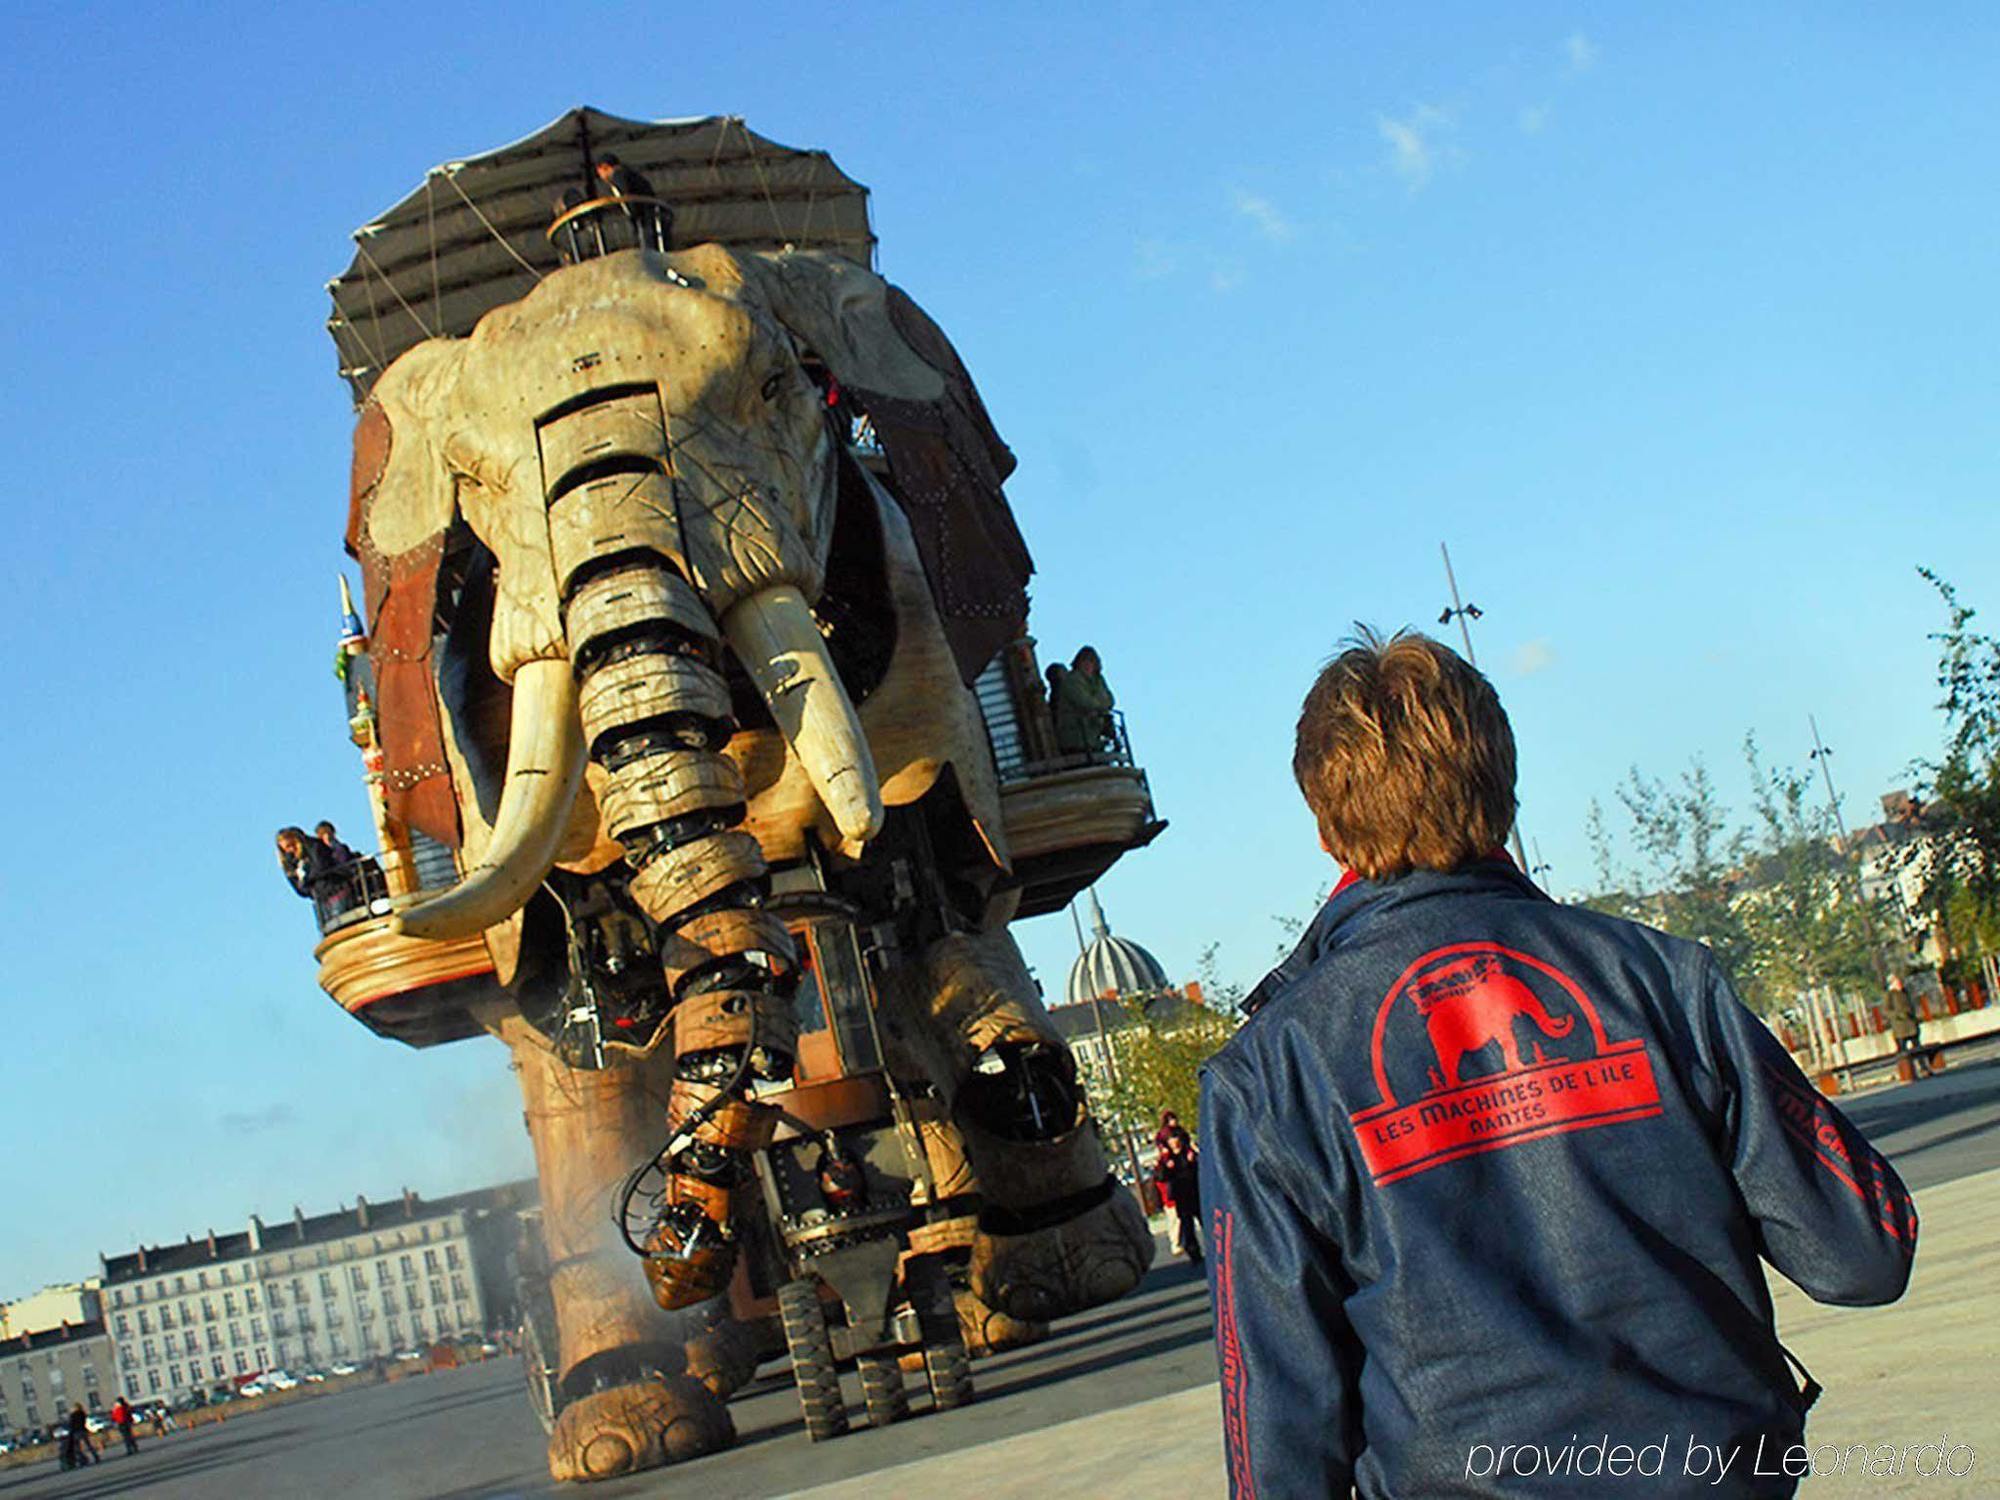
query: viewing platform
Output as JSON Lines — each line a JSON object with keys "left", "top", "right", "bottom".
{"left": 974, "top": 639, "right": 1166, "bottom": 918}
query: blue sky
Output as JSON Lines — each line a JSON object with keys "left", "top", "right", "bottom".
{"left": 1, "top": 3, "right": 1995, "bottom": 1298}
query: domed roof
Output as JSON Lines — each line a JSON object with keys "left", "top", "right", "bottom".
{"left": 1066, "top": 890, "right": 1169, "bottom": 1006}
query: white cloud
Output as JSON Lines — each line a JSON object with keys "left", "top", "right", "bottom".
{"left": 1378, "top": 104, "right": 1457, "bottom": 191}
{"left": 1519, "top": 103, "right": 1552, "bottom": 135}
{"left": 1232, "top": 188, "right": 1295, "bottom": 243}
{"left": 1511, "top": 638, "right": 1558, "bottom": 676}
{"left": 1565, "top": 32, "right": 1598, "bottom": 72}
{"left": 1210, "top": 262, "right": 1246, "bottom": 294}
{"left": 1134, "top": 239, "right": 1177, "bottom": 280}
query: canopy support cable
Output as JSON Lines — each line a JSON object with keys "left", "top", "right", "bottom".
{"left": 352, "top": 239, "right": 439, "bottom": 341}
{"left": 437, "top": 168, "right": 545, "bottom": 285}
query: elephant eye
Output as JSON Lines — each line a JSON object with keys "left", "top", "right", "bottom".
{"left": 761, "top": 371, "right": 785, "bottom": 402}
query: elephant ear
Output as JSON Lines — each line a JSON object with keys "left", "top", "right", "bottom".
{"left": 345, "top": 340, "right": 465, "bottom": 847}
{"left": 743, "top": 249, "right": 1033, "bottom": 683}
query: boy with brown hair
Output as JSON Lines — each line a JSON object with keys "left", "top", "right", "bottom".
{"left": 1200, "top": 629, "right": 1915, "bottom": 1499}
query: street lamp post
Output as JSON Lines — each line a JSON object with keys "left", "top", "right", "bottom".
{"left": 1440, "top": 542, "right": 1532, "bottom": 873}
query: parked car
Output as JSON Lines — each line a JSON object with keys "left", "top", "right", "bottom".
{"left": 477, "top": 1341, "right": 501, "bottom": 1356}
{"left": 393, "top": 1349, "right": 423, "bottom": 1362}
{"left": 302, "top": 1370, "right": 327, "bottom": 1383}
{"left": 239, "top": 1383, "right": 267, "bottom": 1398}
{"left": 327, "top": 1361, "right": 359, "bottom": 1377}
{"left": 266, "top": 1371, "right": 300, "bottom": 1391}
{"left": 85, "top": 1414, "right": 109, "bottom": 1433}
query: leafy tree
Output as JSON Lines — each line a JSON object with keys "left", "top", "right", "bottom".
{"left": 1587, "top": 758, "right": 1756, "bottom": 983}
{"left": 1900, "top": 571, "right": 2000, "bottom": 958}
{"left": 1095, "top": 945, "right": 1241, "bottom": 1142}
{"left": 1732, "top": 736, "right": 1885, "bottom": 1014}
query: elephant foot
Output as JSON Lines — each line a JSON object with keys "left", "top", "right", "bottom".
{"left": 954, "top": 1286, "right": 1048, "bottom": 1358}
{"left": 546, "top": 1375, "right": 735, "bottom": 1483}
{"left": 970, "top": 1178, "right": 1154, "bottom": 1323}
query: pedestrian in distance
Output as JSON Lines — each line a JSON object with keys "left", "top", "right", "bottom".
{"left": 110, "top": 1394, "right": 138, "bottom": 1455}
{"left": 1200, "top": 627, "right": 1918, "bottom": 1499}
{"left": 1883, "top": 974, "right": 1931, "bottom": 1080}
{"left": 61, "top": 1404, "right": 96, "bottom": 1468}
{"left": 1154, "top": 1128, "right": 1203, "bottom": 1264}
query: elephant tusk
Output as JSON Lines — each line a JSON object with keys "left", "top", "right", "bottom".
{"left": 393, "top": 657, "right": 585, "bottom": 940}
{"left": 722, "top": 584, "right": 883, "bottom": 856}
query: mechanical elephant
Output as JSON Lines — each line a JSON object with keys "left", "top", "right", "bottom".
{"left": 338, "top": 241, "right": 1153, "bottom": 1481}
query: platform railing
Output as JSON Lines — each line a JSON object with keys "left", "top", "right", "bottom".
{"left": 295, "top": 836, "right": 460, "bottom": 937}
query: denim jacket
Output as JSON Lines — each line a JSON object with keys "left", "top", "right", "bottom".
{"left": 1199, "top": 861, "right": 1916, "bottom": 1499}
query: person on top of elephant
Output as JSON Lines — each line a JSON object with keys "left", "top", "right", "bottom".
{"left": 1199, "top": 627, "right": 1918, "bottom": 1500}
{"left": 1049, "top": 646, "right": 1115, "bottom": 756}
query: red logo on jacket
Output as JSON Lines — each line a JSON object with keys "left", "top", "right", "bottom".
{"left": 1351, "top": 943, "right": 1662, "bottom": 1184}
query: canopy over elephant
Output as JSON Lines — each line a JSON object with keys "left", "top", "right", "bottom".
{"left": 312, "top": 112, "right": 1160, "bottom": 1482}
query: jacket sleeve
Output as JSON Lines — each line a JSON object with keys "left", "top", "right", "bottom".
{"left": 1696, "top": 954, "right": 1918, "bottom": 1305}
{"left": 1200, "top": 1055, "right": 1360, "bottom": 1499}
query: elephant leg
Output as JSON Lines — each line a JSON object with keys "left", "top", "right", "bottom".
{"left": 560, "top": 555, "right": 798, "bottom": 1311}
{"left": 897, "top": 929, "right": 1154, "bottom": 1323}
{"left": 506, "top": 1021, "right": 735, "bottom": 1481}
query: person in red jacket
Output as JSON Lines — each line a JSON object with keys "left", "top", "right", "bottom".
{"left": 1200, "top": 628, "right": 1916, "bottom": 1499}
{"left": 109, "top": 1395, "right": 138, "bottom": 1455}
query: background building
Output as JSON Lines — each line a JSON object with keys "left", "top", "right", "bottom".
{"left": 0, "top": 1318, "right": 116, "bottom": 1438}
{"left": 0, "top": 1280, "right": 100, "bottom": 1341}
{"left": 99, "top": 1181, "right": 533, "bottom": 1406}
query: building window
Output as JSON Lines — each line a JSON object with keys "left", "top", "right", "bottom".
{"left": 111, "top": 1289, "right": 124, "bottom": 1309}
{"left": 174, "top": 1277, "right": 187, "bottom": 1294}
{"left": 429, "top": 1281, "right": 445, "bottom": 1307}
{"left": 255, "top": 1347, "right": 268, "bottom": 1368}
{"left": 138, "top": 1309, "right": 152, "bottom": 1335}
{"left": 423, "top": 1249, "right": 439, "bottom": 1272}
{"left": 210, "top": 1356, "right": 224, "bottom": 1379}
{"left": 168, "top": 1363, "right": 181, "bottom": 1388}
{"left": 272, "top": 1311, "right": 288, "bottom": 1335}
{"left": 349, "top": 1267, "right": 366, "bottom": 1290}
{"left": 387, "top": 1318, "right": 403, "bottom": 1346}
{"left": 245, "top": 1287, "right": 259, "bottom": 1311}
{"left": 197, "top": 1272, "right": 208, "bottom": 1290}
{"left": 411, "top": 1316, "right": 427, "bottom": 1344}
{"left": 250, "top": 1319, "right": 264, "bottom": 1339}
{"left": 224, "top": 1292, "right": 238, "bottom": 1316}
{"left": 220, "top": 1266, "right": 233, "bottom": 1285}
{"left": 232, "top": 1352, "right": 247, "bottom": 1375}
{"left": 330, "top": 1334, "right": 347, "bottom": 1357}
{"left": 147, "top": 1370, "right": 160, "bottom": 1394}
{"left": 142, "top": 1340, "right": 157, "bottom": 1362}
{"left": 201, "top": 1298, "right": 215, "bottom": 1322}
{"left": 205, "top": 1328, "right": 220, "bottom": 1353}
{"left": 375, "top": 1263, "right": 391, "bottom": 1287}
{"left": 315, "top": 1249, "right": 328, "bottom": 1267}
{"left": 291, "top": 1279, "right": 306, "bottom": 1304}
{"left": 446, "top": 1245, "right": 463, "bottom": 1270}
{"left": 399, "top": 1255, "right": 415, "bottom": 1281}
{"left": 115, "top": 1315, "right": 130, "bottom": 1337}
{"left": 164, "top": 1333, "right": 178, "bottom": 1356}
{"left": 382, "top": 1288, "right": 397, "bottom": 1314}
{"left": 318, "top": 1272, "right": 336, "bottom": 1299}
{"left": 229, "top": 1324, "right": 243, "bottom": 1347}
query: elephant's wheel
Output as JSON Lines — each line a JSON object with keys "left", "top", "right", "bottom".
{"left": 778, "top": 1278, "right": 848, "bottom": 1442}
{"left": 518, "top": 1276, "right": 562, "bottom": 1436}
{"left": 856, "top": 1352, "right": 909, "bottom": 1428}
{"left": 919, "top": 1304, "right": 974, "bottom": 1412}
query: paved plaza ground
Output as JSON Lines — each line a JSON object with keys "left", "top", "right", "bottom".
{"left": 3, "top": 1056, "right": 1991, "bottom": 1499}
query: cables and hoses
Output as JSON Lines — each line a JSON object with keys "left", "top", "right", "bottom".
{"left": 612, "top": 1007, "right": 758, "bottom": 1257}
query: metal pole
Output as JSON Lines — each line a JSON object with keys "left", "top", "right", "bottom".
{"left": 1440, "top": 542, "right": 1479, "bottom": 666}
{"left": 1441, "top": 543, "right": 1531, "bottom": 873}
